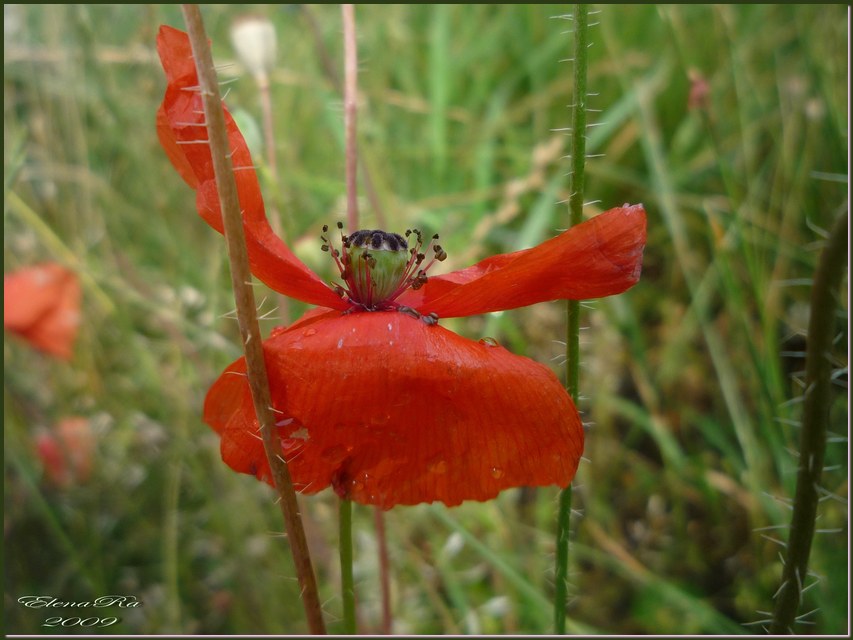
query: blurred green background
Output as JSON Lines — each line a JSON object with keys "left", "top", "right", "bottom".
{"left": 4, "top": 4, "right": 848, "bottom": 635}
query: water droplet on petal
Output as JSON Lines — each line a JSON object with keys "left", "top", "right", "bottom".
{"left": 303, "top": 328, "right": 317, "bottom": 337}
{"left": 490, "top": 466, "right": 504, "bottom": 479}
{"left": 479, "top": 337, "right": 499, "bottom": 347}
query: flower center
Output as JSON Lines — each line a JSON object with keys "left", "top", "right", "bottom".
{"left": 321, "top": 223, "right": 447, "bottom": 311}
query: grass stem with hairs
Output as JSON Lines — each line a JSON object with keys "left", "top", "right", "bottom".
{"left": 181, "top": 5, "right": 326, "bottom": 634}
{"left": 555, "top": 4, "right": 588, "bottom": 634}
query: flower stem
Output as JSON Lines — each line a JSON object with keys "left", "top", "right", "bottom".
{"left": 299, "top": 5, "right": 387, "bottom": 229}
{"left": 257, "top": 68, "right": 292, "bottom": 323}
{"left": 555, "top": 4, "right": 589, "bottom": 635}
{"left": 768, "top": 210, "right": 848, "bottom": 633}
{"left": 180, "top": 6, "right": 326, "bottom": 634}
{"left": 338, "top": 6, "right": 359, "bottom": 634}
{"left": 339, "top": 498, "right": 357, "bottom": 634}
{"left": 342, "top": 3, "right": 359, "bottom": 232}
{"left": 373, "top": 507, "right": 393, "bottom": 634}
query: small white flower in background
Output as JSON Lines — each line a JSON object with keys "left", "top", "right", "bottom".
{"left": 230, "top": 15, "right": 277, "bottom": 86}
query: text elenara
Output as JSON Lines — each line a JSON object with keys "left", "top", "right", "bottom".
{"left": 18, "top": 595, "right": 141, "bottom": 608}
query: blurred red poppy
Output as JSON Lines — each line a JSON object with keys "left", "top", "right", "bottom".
{"left": 4, "top": 263, "right": 81, "bottom": 360}
{"left": 34, "top": 417, "right": 95, "bottom": 488}
{"left": 157, "top": 25, "right": 647, "bottom": 508}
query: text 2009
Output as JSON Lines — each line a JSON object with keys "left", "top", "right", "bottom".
{"left": 43, "top": 616, "right": 119, "bottom": 628}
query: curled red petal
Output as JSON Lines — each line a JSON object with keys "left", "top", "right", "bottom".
{"left": 397, "top": 204, "right": 647, "bottom": 318}
{"left": 204, "top": 311, "right": 584, "bottom": 509}
{"left": 3, "top": 263, "right": 81, "bottom": 360}
{"left": 156, "top": 25, "right": 347, "bottom": 310}
{"left": 157, "top": 104, "right": 197, "bottom": 189}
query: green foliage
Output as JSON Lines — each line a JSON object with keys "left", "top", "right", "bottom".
{"left": 4, "top": 4, "right": 847, "bottom": 635}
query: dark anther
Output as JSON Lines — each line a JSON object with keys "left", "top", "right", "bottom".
{"left": 337, "top": 222, "right": 343, "bottom": 230}
{"left": 397, "top": 305, "right": 422, "bottom": 320}
{"left": 321, "top": 245, "right": 330, "bottom": 252}
{"left": 410, "top": 271, "right": 428, "bottom": 290}
{"left": 422, "top": 312, "right": 439, "bottom": 326}
{"left": 432, "top": 233, "right": 439, "bottom": 240}
{"left": 323, "top": 224, "right": 329, "bottom": 233}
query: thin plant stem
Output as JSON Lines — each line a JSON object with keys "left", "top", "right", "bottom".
{"left": 342, "top": 6, "right": 394, "bottom": 627}
{"left": 258, "top": 74, "right": 292, "bottom": 322}
{"left": 373, "top": 507, "right": 393, "bottom": 634}
{"left": 180, "top": 6, "right": 326, "bottom": 634}
{"left": 555, "top": 4, "right": 588, "bottom": 635}
{"left": 339, "top": 5, "right": 359, "bottom": 635}
{"left": 769, "top": 210, "right": 848, "bottom": 633}
{"left": 339, "top": 498, "right": 357, "bottom": 634}
{"left": 299, "top": 4, "right": 387, "bottom": 229}
{"left": 342, "top": 3, "right": 359, "bottom": 231}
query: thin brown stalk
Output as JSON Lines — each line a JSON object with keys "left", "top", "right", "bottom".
{"left": 180, "top": 5, "right": 325, "bottom": 634}
{"left": 373, "top": 507, "right": 392, "bottom": 634}
{"left": 300, "top": 5, "right": 387, "bottom": 229}
{"left": 342, "top": 4, "right": 359, "bottom": 231}
{"left": 258, "top": 75, "right": 291, "bottom": 322}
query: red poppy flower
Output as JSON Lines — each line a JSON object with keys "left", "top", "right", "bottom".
{"left": 34, "top": 416, "right": 95, "bottom": 488}
{"left": 157, "top": 25, "right": 646, "bottom": 509}
{"left": 3, "top": 263, "right": 81, "bottom": 360}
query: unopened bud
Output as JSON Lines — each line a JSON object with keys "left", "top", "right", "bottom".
{"left": 230, "top": 15, "right": 277, "bottom": 85}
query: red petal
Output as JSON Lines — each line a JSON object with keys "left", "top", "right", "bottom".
{"left": 157, "top": 105, "right": 197, "bottom": 188}
{"left": 397, "top": 204, "right": 647, "bottom": 318}
{"left": 204, "top": 310, "right": 584, "bottom": 509}
{"left": 4, "top": 263, "right": 80, "bottom": 360}
{"left": 156, "top": 25, "right": 347, "bottom": 310}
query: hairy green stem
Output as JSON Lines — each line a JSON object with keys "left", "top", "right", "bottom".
{"left": 339, "top": 499, "right": 356, "bottom": 634}
{"left": 339, "top": 7, "right": 359, "bottom": 635}
{"left": 555, "top": 4, "right": 589, "bottom": 635}
{"left": 180, "top": 6, "right": 326, "bottom": 634}
{"left": 769, "top": 210, "right": 848, "bottom": 633}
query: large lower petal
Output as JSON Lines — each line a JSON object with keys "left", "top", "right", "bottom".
{"left": 156, "top": 25, "right": 347, "bottom": 310}
{"left": 3, "top": 263, "right": 80, "bottom": 360}
{"left": 204, "top": 310, "right": 584, "bottom": 509}
{"left": 397, "top": 205, "right": 647, "bottom": 318}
